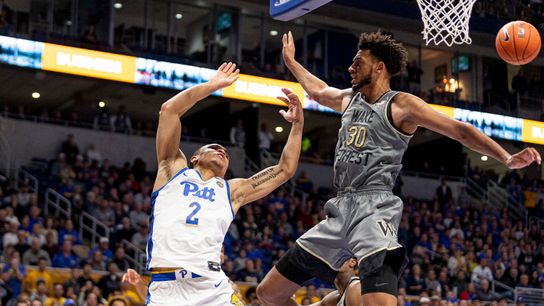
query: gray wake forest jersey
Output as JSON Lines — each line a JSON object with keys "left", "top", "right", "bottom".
{"left": 334, "top": 91, "right": 412, "bottom": 190}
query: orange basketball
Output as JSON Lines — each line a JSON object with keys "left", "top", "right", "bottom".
{"left": 495, "top": 21, "right": 541, "bottom": 65}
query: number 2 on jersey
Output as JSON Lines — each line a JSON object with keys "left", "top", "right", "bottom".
{"left": 186, "top": 202, "right": 201, "bottom": 225}
{"left": 346, "top": 125, "right": 366, "bottom": 148}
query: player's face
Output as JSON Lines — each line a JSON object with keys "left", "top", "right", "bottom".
{"left": 349, "top": 50, "right": 375, "bottom": 92}
{"left": 193, "top": 144, "right": 229, "bottom": 175}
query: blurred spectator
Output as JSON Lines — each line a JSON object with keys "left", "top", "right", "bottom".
{"left": 25, "top": 258, "right": 53, "bottom": 293}
{"left": 93, "top": 107, "right": 111, "bottom": 131}
{"left": 44, "top": 283, "right": 66, "bottom": 306}
{"left": 93, "top": 199, "right": 115, "bottom": 228}
{"left": 236, "top": 260, "right": 259, "bottom": 283}
{"left": 88, "top": 237, "right": 113, "bottom": 261}
{"left": 112, "top": 247, "right": 130, "bottom": 271}
{"left": 436, "top": 179, "right": 452, "bottom": 205}
{"left": 2, "top": 251, "right": 26, "bottom": 298}
{"left": 471, "top": 257, "right": 493, "bottom": 283}
{"left": 82, "top": 25, "right": 98, "bottom": 44}
{"left": 61, "top": 134, "right": 80, "bottom": 165}
{"left": 258, "top": 124, "right": 273, "bottom": 152}
{"left": 131, "top": 222, "right": 148, "bottom": 250}
{"left": 295, "top": 171, "right": 314, "bottom": 194}
{"left": 230, "top": 120, "right": 246, "bottom": 148}
{"left": 77, "top": 263, "right": 95, "bottom": 288}
{"left": 97, "top": 262, "right": 121, "bottom": 299}
{"left": 63, "top": 267, "right": 81, "bottom": 296}
{"left": 86, "top": 145, "right": 103, "bottom": 163}
{"left": 29, "top": 279, "right": 49, "bottom": 304}
{"left": 58, "top": 220, "right": 80, "bottom": 246}
{"left": 406, "top": 264, "right": 426, "bottom": 295}
{"left": 110, "top": 105, "right": 132, "bottom": 134}
{"left": 476, "top": 279, "right": 501, "bottom": 301}
{"left": 89, "top": 250, "right": 106, "bottom": 271}
{"left": 51, "top": 240, "right": 79, "bottom": 268}
{"left": 22, "top": 237, "right": 51, "bottom": 266}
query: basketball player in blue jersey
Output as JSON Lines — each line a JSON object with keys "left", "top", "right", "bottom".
{"left": 256, "top": 32, "right": 541, "bottom": 306}
{"left": 147, "top": 61, "right": 304, "bottom": 306}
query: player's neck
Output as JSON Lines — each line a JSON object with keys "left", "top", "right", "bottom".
{"left": 362, "top": 81, "right": 390, "bottom": 103}
{"left": 194, "top": 165, "right": 219, "bottom": 181}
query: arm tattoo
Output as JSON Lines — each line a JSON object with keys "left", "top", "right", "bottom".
{"left": 250, "top": 168, "right": 284, "bottom": 189}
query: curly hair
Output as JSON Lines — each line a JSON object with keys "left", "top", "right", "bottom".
{"left": 357, "top": 32, "right": 408, "bottom": 76}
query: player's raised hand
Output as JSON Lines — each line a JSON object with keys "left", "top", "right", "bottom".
{"left": 282, "top": 31, "right": 296, "bottom": 65}
{"left": 122, "top": 268, "right": 142, "bottom": 285}
{"left": 506, "top": 147, "right": 541, "bottom": 169}
{"left": 209, "top": 62, "right": 240, "bottom": 90}
{"left": 277, "top": 88, "right": 303, "bottom": 124}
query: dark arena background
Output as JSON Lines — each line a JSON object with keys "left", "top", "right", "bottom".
{"left": 0, "top": 0, "right": 544, "bottom": 305}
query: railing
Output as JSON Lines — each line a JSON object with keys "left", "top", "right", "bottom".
{"left": 44, "top": 188, "right": 72, "bottom": 220}
{"left": 17, "top": 168, "right": 39, "bottom": 195}
{"left": 79, "top": 212, "right": 111, "bottom": 250}
{"left": 487, "top": 181, "right": 528, "bottom": 223}
{"left": 514, "top": 287, "right": 544, "bottom": 306}
{"left": 0, "top": 116, "right": 12, "bottom": 176}
{"left": 465, "top": 177, "right": 487, "bottom": 206}
{"left": 401, "top": 170, "right": 466, "bottom": 183}
{"left": 121, "top": 239, "right": 147, "bottom": 274}
{"left": 491, "top": 279, "right": 514, "bottom": 297}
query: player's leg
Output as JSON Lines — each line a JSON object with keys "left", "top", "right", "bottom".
{"left": 257, "top": 243, "right": 339, "bottom": 306}
{"left": 359, "top": 251, "right": 401, "bottom": 306}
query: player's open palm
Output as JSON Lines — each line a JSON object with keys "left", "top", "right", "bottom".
{"left": 210, "top": 62, "right": 240, "bottom": 89}
{"left": 506, "top": 147, "right": 541, "bottom": 169}
{"left": 277, "top": 88, "right": 303, "bottom": 124}
{"left": 122, "top": 268, "right": 142, "bottom": 285}
{"left": 282, "top": 31, "right": 296, "bottom": 64}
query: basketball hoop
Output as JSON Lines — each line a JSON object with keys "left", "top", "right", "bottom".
{"left": 416, "top": 0, "right": 477, "bottom": 46}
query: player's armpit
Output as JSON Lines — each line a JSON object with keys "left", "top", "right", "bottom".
{"left": 314, "top": 87, "right": 353, "bottom": 113}
{"left": 228, "top": 165, "right": 292, "bottom": 211}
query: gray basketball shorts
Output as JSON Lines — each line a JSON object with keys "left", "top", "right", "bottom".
{"left": 296, "top": 189, "right": 407, "bottom": 278}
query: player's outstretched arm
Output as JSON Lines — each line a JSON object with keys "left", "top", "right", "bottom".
{"left": 282, "top": 31, "right": 352, "bottom": 113}
{"left": 401, "top": 93, "right": 541, "bottom": 169}
{"left": 228, "top": 88, "right": 304, "bottom": 211}
{"left": 156, "top": 62, "right": 239, "bottom": 165}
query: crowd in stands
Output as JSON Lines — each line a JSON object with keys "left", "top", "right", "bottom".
{"left": 0, "top": 129, "right": 542, "bottom": 305}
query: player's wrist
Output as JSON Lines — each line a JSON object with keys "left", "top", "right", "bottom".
{"left": 504, "top": 154, "right": 513, "bottom": 165}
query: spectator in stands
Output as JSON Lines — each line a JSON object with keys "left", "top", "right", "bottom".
{"left": 29, "top": 279, "right": 49, "bottom": 304}
{"left": 61, "top": 134, "right": 80, "bottom": 165}
{"left": 295, "top": 171, "right": 314, "bottom": 193}
{"left": 89, "top": 237, "right": 113, "bottom": 261}
{"left": 476, "top": 278, "right": 501, "bottom": 301}
{"left": 406, "top": 264, "right": 427, "bottom": 296}
{"left": 236, "top": 260, "right": 259, "bottom": 283}
{"left": 2, "top": 251, "right": 26, "bottom": 299}
{"left": 52, "top": 240, "right": 79, "bottom": 268}
{"left": 63, "top": 267, "right": 81, "bottom": 296}
{"left": 471, "top": 257, "right": 494, "bottom": 283}
{"left": 128, "top": 202, "right": 146, "bottom": 230}
{"left": 44, "top": 283, "right": 66, "bottom": 306}
{"left": 230, "top": 119, "right": 246, "bottom": 148}
{"left": 97, "top": 262, "right": 121, "bottom": 299}
{"left": 22, "top": 237, "right": 51, "bottom": 266}
{"left": 86, "top": 145, "right": 103, "bottom": 163}
{"left": 89, "top": 250, "right": 106, "bottom": 271}
{"left": 114, "top": 217, "right": 134, "bottom": 244}
{"left": 426, "top": 269, "right": 441, "bottom": 296}
{"left": 82, "top": 24, "right": 98, "bottom": 44}
{"left": 130, "top": 222, "right": 147, "bottom": 250}
{"left": 58, "top": 220, "right": 80, "bottom": 246}
{"left": 3, "top": 221, "right": 19, "bottom": 249}
{"left": 110, "top": 105, "right": 132, "bottom": 134}
{"left": 258, "top": 124, "right": 273, "bottom": 153}
{"left": 93, "top": 199, "right": 115, "bottom": 228}
{"left": 25, "top": 257, "right": 52, "bottom": 292}
{"left": 77, "top": 263, "right": 95, "bottom": 288}
{"left": 436, "top": 179, "right": 453, "bottom": 205}
{"left": 112, "top": 246, "right": 130, "bottom": 271}
{"left": 93, "top": 106, "right": 111, "bottom": 131}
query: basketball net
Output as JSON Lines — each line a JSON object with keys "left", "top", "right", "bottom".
{"left": 416, "top": 0, "right": 477, "bottom": 46}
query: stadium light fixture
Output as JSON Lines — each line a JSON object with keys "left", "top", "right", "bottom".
{"left": 99, "top": 101, "right": 106, "bottom": 108}
{"left": 269, "top": 30, "right": 279, "bottom": 36}
{"left": 275, "top": 126, "right": 283, "bottom": 133}
{"left": 481, "top": 155, "right": 488, "bottom": 161}
{"left": 176, "top": 13, "right": 183, "bottom": 20}
{"left": 32, "top": 92, "right": 40, "bottom": 99}
{"left": 114, "top": 2, "right": 123, "bottom": 9}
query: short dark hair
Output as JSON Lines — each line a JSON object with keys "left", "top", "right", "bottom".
{"left": 357, "top": 32, "right": 408, "bottom": 76}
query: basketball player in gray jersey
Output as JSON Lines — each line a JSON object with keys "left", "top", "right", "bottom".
{"left": 257, "top": 32, "right": 541, "bottom": 306}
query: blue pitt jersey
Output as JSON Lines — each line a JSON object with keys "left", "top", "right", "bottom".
{"left": 146, "top": 168, "right": 234, "bottom": 278}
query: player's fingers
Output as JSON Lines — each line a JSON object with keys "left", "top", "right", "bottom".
{"left": 218, "top": 62, "right": 227, "bottom": 71}
{"left": 530, "top": 148, "right": 541, "bottom": 164}
{"left": 279, "top": 109, "right": 287, "bottom": 118}
{"left": 282, "top": 33, "right": 287, "bottom": 45}
{"left": 276, "top": 96, "right": 289, "bottom": 105}
{"left": 227, "top": 63, "right": 237, "bottom": 74}
{"left": 224, "top": 62, "right": 232, "bottom": 72}
{"left": 288, "top": 31, "right": 293, "bottom": 44}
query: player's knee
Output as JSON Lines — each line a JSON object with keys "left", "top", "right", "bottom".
{"left": 256, "top": 282, "right": 281, "bottom": 305}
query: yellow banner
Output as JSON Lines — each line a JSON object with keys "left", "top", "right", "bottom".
{"left": 41, "top": 43, "right": 137, "bottom": 83}
{"left": 222, "top": 74, "right": 305, "bottom": 106}
{"left": 429, "top": 104, "right": 455, "bottom": 118}
{"left": 522, "top": 119, "right": 544, "bottom": 145}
